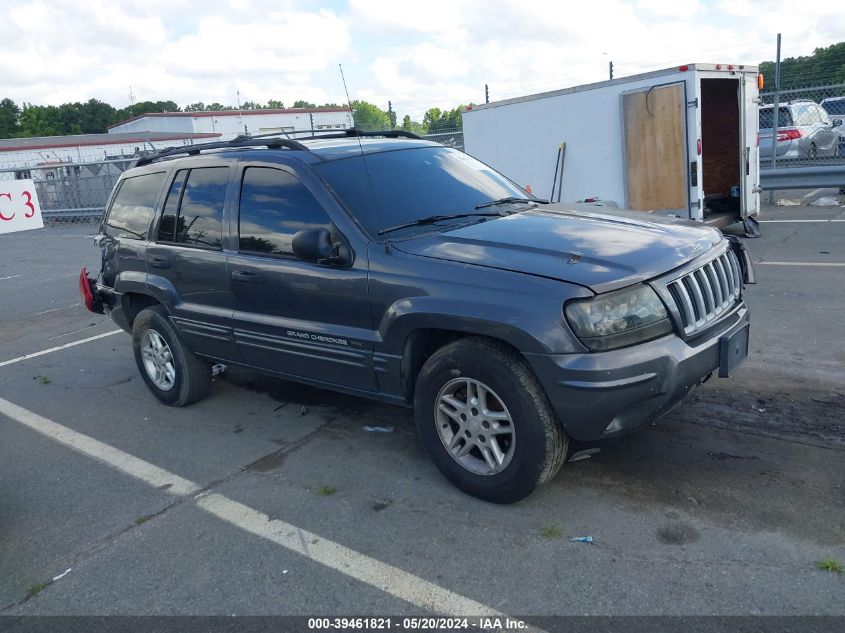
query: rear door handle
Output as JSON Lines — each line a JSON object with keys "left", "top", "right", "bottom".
{"left": 147, "top": 255, "right": 170, "bottom": 269}
{"left": 231, "top": 270, "right": 263, "bottom": 283}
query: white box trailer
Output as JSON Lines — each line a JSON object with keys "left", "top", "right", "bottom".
{"left": 463, "top": 64, "right": 761, "bottom": 227}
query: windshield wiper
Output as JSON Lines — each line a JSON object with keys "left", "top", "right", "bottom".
{"left": 475, "top": 196, "right": 548, "bottom": 210}
{"left": 378, "top": 212, "right": 502, "bottom": 235}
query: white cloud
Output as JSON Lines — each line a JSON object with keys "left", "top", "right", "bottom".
{"left": 1, "top": 0, "right": 844, "bottom": 122}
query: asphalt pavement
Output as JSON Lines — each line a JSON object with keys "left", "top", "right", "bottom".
{"left": 0, "top": 206, "right": 843, "bottom": 623}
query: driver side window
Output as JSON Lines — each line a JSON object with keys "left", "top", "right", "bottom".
{"left": 238, "top": 167, "right": 332, "bottom": 258}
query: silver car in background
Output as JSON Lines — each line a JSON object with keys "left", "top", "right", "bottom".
{"left": 820, "top": 96, "right": 845, "bottom": 156}
{"left": 759, "top": 100, "right": 840, "bottom": 160}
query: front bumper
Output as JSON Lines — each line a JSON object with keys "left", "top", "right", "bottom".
{"left": 525, "top": 304, "right": 749, "bottom": 442}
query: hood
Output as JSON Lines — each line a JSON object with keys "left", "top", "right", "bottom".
{"left": 391, "top": 204, "right": 723, "bottom": 293}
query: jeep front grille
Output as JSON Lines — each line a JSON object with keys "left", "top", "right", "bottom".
{"left": 668, "top": 250, "right": 742, "bottom": 336}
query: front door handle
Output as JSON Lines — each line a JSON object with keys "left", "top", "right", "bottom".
{"left": 147, "top": 255, "right": 170, "bottom": 269}
{"left": 231, "top": 270, "right": 263, "bottom": 283}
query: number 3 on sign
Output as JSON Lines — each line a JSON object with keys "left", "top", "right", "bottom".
{"left": 0, "top": 180, "right": 44, "bottom": 234}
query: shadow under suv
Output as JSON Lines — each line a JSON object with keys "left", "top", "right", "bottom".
{"left": 81, "top": 130, "right": 755, "bottom": 503}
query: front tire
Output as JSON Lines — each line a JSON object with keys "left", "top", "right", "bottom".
{"left": 132, "top": 305, "right": 211, "bottom": 407}
{"left": 414, "top": 337, "right": 567, "bottom": 503}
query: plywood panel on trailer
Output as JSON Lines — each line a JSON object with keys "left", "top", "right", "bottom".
{"left": 623, "top": 84, "right": 687, "bottom": 211}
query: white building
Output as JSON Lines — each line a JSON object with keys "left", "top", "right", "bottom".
{"left": 108, "top": 107, "right": 354, "bottom": 141}
{"left": 0, "top": 131, "right": 221, "bottom": 172}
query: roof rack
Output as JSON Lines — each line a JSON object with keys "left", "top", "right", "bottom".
{"left": 133, "top": 128, "right": 424, "bottom": 166}
{"left": 134, "top": 137, "right": 310, "bottom": 166}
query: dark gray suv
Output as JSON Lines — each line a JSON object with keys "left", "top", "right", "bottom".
{"left": 80, "top": 131, "right": 754, "bottom": 503}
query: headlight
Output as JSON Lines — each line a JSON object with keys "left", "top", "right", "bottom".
{"left": 564, "top": 284, "right": 673, "bottom": 351}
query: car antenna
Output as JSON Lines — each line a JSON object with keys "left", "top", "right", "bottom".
{"left": 338, "top": 63, "right": 386, "bottom": 244}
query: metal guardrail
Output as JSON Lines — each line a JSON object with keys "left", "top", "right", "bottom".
{"left": 759, "top": 163, "right": 845, "bottom": 191}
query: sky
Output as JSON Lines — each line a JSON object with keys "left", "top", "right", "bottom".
{"left": 2, "top": 0, "right": 845, "bottom": 120}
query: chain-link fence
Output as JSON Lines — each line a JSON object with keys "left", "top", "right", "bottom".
{"left": 0, "top": 158, "right": 135, "bottom": 225}
{"left": 759, "top": 83, "right": 845, "bottom": 168}
{"left": 1, "top": 130, "right": 467, "bottom": 226}
{"left": 422, "top": 130, "right": 464, "bottom": 151}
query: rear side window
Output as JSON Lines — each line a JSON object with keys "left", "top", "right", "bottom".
{"left": 823, "top": 100, "right": 845, "bottom": 116}
{"left": 759, "top": 107, "right": 793, "bottom": 129}
{"left": 105, "top": 172, "right": 165, "bottom": 240}
{"left": 157, "top": 167, "right": 227, "bottom": 249}
{"left": 238, "top": 167, "right": 332, "bottom": 257}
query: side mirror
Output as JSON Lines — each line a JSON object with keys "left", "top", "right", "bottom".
{"left": 291, "top": 227, "right": 352, "bottom": 266}
{"left": 832, "top": 118, "right": 843, "bottom": 127}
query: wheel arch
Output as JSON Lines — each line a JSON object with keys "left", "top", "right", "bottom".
{"left": 398, "top": 325, "right": 533, "bottom": 403}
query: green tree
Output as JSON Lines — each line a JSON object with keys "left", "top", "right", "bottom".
{"left": 0, "top": 98, "right": 21, "bottom": 137}
{"left": 265, "top": 99, "right": 285, "bottom": 109}
{"left": 293, "top": 99, "right": 316, "bottom": 108}
{"left": 18, "top": 104, "right": 62, "bottom": 137}
{"left": 79, "top": 99, "right": 117, "bottom": 133}
{"left": 184, "top": 102, "right": 206, "bottom": 112}
{"left": 240, "top": 100, "right": 262, "bottom": 110}
{"left": 422, "top": 107, "right": 443, "bottom": 133}
{"left": 759, "top": 41, "right": 845, "bottom": 89}
{"left": 350, "top": 100, "right": 389, "bottom": 130}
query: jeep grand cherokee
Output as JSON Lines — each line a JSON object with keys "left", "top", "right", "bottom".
{"left": 80, "top": 130, "right": 754, "bottom": 503}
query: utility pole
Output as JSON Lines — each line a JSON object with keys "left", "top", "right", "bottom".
{"left": 388, "top": 100, "right": 393, "bottom": 129}
{"left": 769, "top": 33, "right": 782, "bottom": 203}
{"left": 485, "top": 84, "right": 489, "bottom": 104}
{"left": 609, "top": 61, "right": 614, "bottom": 80}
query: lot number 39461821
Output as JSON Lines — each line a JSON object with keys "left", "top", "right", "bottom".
{"left": 0, "top": 179, "right": 44, "bottom": 235}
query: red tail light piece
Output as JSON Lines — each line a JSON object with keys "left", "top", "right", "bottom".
{"left": 776, "top": 129, "right": 802, "bottom": 142}
{"left": 79, "top": 267, "right": 103, "bottom": 313}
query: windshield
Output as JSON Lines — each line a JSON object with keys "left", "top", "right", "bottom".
{"left": 314, "top": 146, "right": 530, "bottom": 237}
{"left": 759, "top": 107, "right": 793, "bottom": 129}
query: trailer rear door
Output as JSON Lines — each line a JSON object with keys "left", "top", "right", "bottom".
{"left": 622, "top": 82, "right": 689, "bottom": 213}
{"left": 741, "top": 73, "right": 759, "bottom": 218}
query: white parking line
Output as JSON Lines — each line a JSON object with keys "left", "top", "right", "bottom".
{"left": 198, "top": 494, "right": 501, "bottom": 616}
{"left": 0, "top": 397, "right": 513, "bottom": 621}
{"left": 0, "top": 398, "right": 199, "bottom": 496}
{"left": 0, "top": 274, "right": 22, "bottom": 281}
{"left": 758, "top": 261, "right": 845, "bottom": 267}
{"left": 0, "top": 330, "right": 122, "bottom": 368}
{"left": 759, "top": 219, "right": 845, "bottom": 223}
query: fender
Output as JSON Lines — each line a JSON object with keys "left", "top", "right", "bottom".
{"left": 127, "top": 272, "right": 181, "bottom": 309}
{"left": 376, "top": 295, "right": 585, "bottom": 356}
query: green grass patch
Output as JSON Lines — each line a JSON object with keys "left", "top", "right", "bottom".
{"left": 540, "top": 525, "right": 562, "bottom": 540}
{"left": 316, "top": 485, "right": 337, "bottom": 496}
{"left": 27, "top": 582, "right": 48, "bottom": 597}
{"left": 134, "top": 515, "right": 152, "bottom": 526}
{"left": 815, "top": 558, "right": 843, "bottom": 574}
{"left": 35, "top": 375, "right": 50, "bottom": 384}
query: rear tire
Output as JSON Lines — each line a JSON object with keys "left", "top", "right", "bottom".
{"left": 132, "top": 305, "right": 211, "bottom": 407}
{"left": 413, "top": 337, "right": 567, "bottom": 503}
